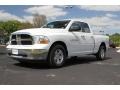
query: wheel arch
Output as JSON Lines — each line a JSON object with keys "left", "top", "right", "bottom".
{"left": 48, "top": 41, "right": 68, "bottom": 57}
{"left": 100, "top": 42, "right": 106, "bottom": 51}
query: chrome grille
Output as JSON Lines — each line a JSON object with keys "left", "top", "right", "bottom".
{"left": 11, "top": 34, "right": 33, "bottom": 45}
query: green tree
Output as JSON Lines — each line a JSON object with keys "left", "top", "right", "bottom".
{"left": 0, "top": 20, "right": 33, "bottom": 44}
{"left": 1, "top": 20, "right": 22, "bottom": 35}
{"left": 19, "top": 22, "right": 33, "bottom": 30}
{"left": 0, "top": 22, "right": 6, "bottom": 35}
{"left": 0, "top": 20, "right": 33, "bottom": 35}
{"left": 110, "top": 33, "right": 120, "bottom": 47}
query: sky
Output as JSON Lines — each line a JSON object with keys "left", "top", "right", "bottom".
{"left": 0, "top": 5, "right": 120, "bottom": 34}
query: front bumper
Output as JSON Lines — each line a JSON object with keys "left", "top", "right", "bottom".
{"left": 7, "top": 49, "right": 48, "bottom": 60}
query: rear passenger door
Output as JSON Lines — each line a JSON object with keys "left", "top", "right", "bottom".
{"left": 69, "top": 21, "right": 91, "bottom": 55}
{"left": 81, "top": 23, "right": 95, "bottom": 53}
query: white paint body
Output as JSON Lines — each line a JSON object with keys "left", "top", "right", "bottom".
{"left": 7, "top": 20, "right": 109, "bottom": 58}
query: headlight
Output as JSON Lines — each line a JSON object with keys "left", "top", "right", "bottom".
{"left": 34, "top": 35, "right": 50, "bottom": 44}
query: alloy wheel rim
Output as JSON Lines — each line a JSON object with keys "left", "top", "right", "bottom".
{"left": 101, "top": 48, "right": 105, "bottom": 59}
{"left": 54, "top": 49, "right": 64, "bottom": 64}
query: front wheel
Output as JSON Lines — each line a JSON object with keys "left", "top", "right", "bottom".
{"left": 96, "top": 45, "right": 106, "bottom": 60}
{"left": 47, "top": 45, "right": 67, "bottom": 67}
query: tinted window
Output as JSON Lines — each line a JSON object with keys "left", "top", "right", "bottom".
{"left": 82, "top": 23, "right": 90, "bottom": 33}
{"left": 70, "top": 22, "right": 82, "bottom": 32}
{"left": 42, "top": 20, "right": 70, "bottom": 29}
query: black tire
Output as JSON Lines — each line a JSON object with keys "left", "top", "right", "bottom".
{"left": 96, "top": 45, "right": 106, "bottom": 60}
{"left": 47, "top": 45, "right": 67, "bottom": 67}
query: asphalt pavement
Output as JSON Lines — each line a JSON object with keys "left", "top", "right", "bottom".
{"left": 0, "top": 46, "right": 120, "bottom": 85}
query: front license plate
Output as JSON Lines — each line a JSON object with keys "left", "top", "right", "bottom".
{"left": 12, "top": 49, "right": 18, "bottom": 55}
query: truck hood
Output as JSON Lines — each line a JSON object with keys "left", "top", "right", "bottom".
{"left": 12, "top": 28, "right": 66, "bottom": 36}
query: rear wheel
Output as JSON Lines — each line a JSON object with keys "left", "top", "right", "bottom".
{"left": 47, "top": 45, "right": 67, "bottom": 67}
{"left": 96, "top": 45, "right": 106, "bottom": 60}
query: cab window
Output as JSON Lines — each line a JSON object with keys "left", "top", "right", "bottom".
{"left": 69, "top": 22, "right": 82, "bottom": 32}
{"left": 82, "top": 23, "right": 90, "bottom": 33}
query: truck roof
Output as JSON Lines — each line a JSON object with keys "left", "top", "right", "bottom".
{"left": 49, "top": 18, "right": 83, "bottom": 21}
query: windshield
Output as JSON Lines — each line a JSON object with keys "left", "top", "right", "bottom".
{"left": 42, "top": 20, "right": 70, "bottom": 29}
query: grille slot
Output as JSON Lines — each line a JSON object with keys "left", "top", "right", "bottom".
{"left": 11, "top": 34, "right": 33, "bottom": 45}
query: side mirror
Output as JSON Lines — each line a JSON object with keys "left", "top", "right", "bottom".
{"left": 69, "top": 25, "right": 81, "bottom": 32}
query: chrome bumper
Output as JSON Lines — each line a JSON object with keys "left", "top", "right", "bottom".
{"left": 7, "top": 49, "right": 48, "bottom": 60}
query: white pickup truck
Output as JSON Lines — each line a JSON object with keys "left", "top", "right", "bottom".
{"left": 6, "top": 19, "right": 109, "bottom": 67}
